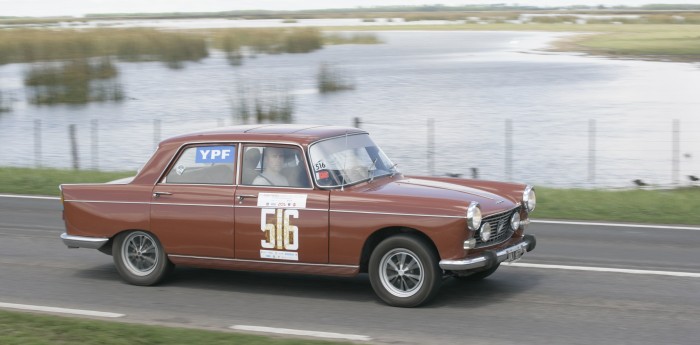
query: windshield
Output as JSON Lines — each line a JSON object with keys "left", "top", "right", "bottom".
{"left": 309, "top": 134, "right": 398, "bottom": 188}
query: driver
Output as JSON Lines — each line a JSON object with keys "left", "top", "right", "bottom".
{"left": 253, "top": 147, "right": 289, "bottom": 186}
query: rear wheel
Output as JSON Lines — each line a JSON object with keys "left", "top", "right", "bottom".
{"left": 369, "top": 235, "right": 442, "bottom": 307}
{"left": 113, "top": 231, "right": 172, "bottom": 286}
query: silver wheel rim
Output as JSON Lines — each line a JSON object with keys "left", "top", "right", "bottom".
{"left": 121, "top": 231, "right": 159, "bottom": 277}
{"left": 379, "top": 248, "right": 424, "bottom": 298}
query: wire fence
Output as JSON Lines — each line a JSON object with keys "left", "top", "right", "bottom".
{"left": 15, "top": 116, "right": 700, "bottom": 189}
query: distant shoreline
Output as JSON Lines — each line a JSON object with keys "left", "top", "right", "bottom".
{"left": 319, "top": 23, "right": 700, "bottom": 64}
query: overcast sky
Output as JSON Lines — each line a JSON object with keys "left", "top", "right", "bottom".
{"left": 2, "top": 1, "right": 699, "bottom": 17}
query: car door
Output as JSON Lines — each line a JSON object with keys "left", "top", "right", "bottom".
{"left": 150, "top": 144, "right": 237, "bottom": 258}
{"left": 234, "top": 144, "right": 330, "bottom": 263}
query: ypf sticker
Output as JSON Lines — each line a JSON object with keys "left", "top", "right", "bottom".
{"left": 195, "top": 146, "right": 235, "bottom": 163}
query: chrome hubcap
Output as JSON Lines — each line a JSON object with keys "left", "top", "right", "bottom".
{"left": 122, "top": 232, "right": 158, "bottom": 276}
{"left": 379, "top": 248, "right": 424, "bottom": 298}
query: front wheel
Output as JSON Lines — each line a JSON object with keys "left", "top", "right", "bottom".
{"left": 113, "top": 230, "right": 172, "bottom": 286}
{"left": 369, "top": 235, "right": 442, "bottom": 307}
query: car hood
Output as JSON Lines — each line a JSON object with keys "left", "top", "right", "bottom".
{"left": 334, "top": 176, "right": 519, "bottom": 217}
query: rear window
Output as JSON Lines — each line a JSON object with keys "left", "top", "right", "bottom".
{"left": 163, "top": 145, "right": 236, "bottom": 185}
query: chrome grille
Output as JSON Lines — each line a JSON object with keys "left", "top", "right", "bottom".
{"left": 474, "top": 207, "right": 519, "bottom": 248}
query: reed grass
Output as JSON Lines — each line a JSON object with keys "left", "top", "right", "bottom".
{"left": 0, "top": 27, "right": 379, "bottom": 68}
{"left": 0, "top": 28, "right": 208, "bottom": 68}
{"left": 529, "top": 15, "right": 579, "bottom": 24}
{"left": 0, "top": 17, "right": 86, "bottom": 25}
{"left": 0, "top": 90, "right": 10, "bottom": 112}
{"left": 323, "top": 32, "right": 382, "bottom": 45}
{"left": 25, "top": 58, "right": 124, "bottom": 105}
{"left": 231, "top": 84, "right": 294, "bottom": 123}
{"left": 401, "top": 12, "right": 467, "bottom": 22}
{"left": 211, "top": 28, "right": 324, "bottom": 66}
{"left": 317, "top": 63, "right": 355, "bottom": 93}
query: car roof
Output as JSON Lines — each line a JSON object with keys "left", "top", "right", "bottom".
{"left": 160, "top": 124, "right": 368, "bottom": 146}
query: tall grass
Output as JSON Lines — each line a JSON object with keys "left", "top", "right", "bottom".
{"left": 25, "top": 58, "right": 124, "bottom": 105}
{"left": 0, "top": 27, "right": 379, "bottom": 68}
{"left": 317, "top": 63, "right": 355, "bottom": 93}
{"left": 211, "top": 28, "right": 324, "bottom": 66}
{"left": 401, "top": 12, "right": 468, "bottom": 21}
{"left": 0, "top": 28, "right": 208, "bottom": 69}
{"left": 0, "top": 90, "right": 10, "bottom": 112}
{"left": 231, "top": 83, "right": 294, "bottom": 123}
{"left": 324, "top": 32, "right": 382, "bottom": 45}
{"left": 529, "top": 15, "right": 579, "bottom": 24}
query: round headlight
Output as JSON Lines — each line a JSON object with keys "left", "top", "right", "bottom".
{"left": 467, "top": 202, "right": 482, "bottom": 231}
{"left": 480, "top": 222, "right": 492, "bottom": 242}
{"left": 510, "top": 212, "right": 521, "bottom": 230}
{"left": 523, "top": 185, "right": 536, "bottom": 213}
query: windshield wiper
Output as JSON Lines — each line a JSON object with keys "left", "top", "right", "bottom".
{"left": 367, "top": 158, "right": 378, "bottom": 183}
{"left": 389, "top": 163, "right": 399, "bottom": 177}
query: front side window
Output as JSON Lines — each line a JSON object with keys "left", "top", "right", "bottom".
{"left": 164, "top": 145, "right": 236, "bottom": 185}
{"left": 241, "top": 145, "right": 310, "bottom": 188}
{"left": 308, "top": 134, "right": 397, "bottom": 188}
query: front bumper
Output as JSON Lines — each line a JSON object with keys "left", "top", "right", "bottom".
{"left": 439, "top": 234, "right": 536, "bottom": 271}
{"left": 61, "top": 233, "right": 109, "bottom": 249}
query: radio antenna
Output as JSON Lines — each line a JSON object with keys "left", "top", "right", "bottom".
{"left": 341, "top": 130, "right": 348, "bottom": 191}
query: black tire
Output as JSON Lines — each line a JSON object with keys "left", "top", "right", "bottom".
{"left": 113, "top": 230, "right": 173, "bottom": 286}
{"left": 369, "top": 234, "right": 442, "bottom": 307}
{"left": 455, "top": 263, "right": 500, "bottom": 282}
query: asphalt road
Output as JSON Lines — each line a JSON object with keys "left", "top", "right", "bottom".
{"left": 1, "top": 196, "right": 699, "bottom": 344}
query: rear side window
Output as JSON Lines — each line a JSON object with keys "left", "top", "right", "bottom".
{"left": 163, "top": 145, "right": 236, "bottom": 185}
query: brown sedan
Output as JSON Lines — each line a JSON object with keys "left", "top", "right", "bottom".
{"left": 60, "top": 124, "right": 537, "bottom": 307}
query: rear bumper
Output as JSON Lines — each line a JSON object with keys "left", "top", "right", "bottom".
{"left": 439, "top": 234, "right": 536, "bottom": 271}
{"left": 60, "top": 233, "right": 109, "bottom": 249}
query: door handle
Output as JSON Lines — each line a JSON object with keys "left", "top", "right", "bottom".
{"left": 153, "top": 192, "right": 173, "bottom": 198}
{"left": 237, "top": 194, "right": 257, "bottom": 202}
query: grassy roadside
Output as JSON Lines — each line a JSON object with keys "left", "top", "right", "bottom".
{"left": 0, "top": 309, "right": 349, "bottom": 345}
{"left": 535, "top": 187, "right": 700, "bottom": 225}
{"left": 321, "top": 23, "right": 700, "bottom": 63}
{"left": 0, "top": 167, "right": 133, "bottom": 196}
{"left": 1, "top": 167, "right": 698, "bottom": 225}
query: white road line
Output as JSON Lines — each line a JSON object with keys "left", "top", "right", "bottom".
{"left": 504, "top": 263, "right": 700, "bottom": 278}
{"left": 0, "top": 302, "right": 125, "bottom": 318}
{"left": 531, "top": 219, "right": 700, "bottom": 231}
{"left": 230, "top": 325, "right": 371, "bottom": 341}
{"left": 0, "top": 194, "right": 60, "bottom": 200}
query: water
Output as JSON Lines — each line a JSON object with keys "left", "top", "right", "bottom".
{"left": 1, "top": 30, "right": 699, "bottom": 188}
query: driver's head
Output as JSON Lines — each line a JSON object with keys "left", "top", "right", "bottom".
{"left": 263, "top": 147, "right": 285, "bottom": 172}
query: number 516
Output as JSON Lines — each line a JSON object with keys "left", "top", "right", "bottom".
{"left": 260, "top": 209, "right": 298, "bottom": 250}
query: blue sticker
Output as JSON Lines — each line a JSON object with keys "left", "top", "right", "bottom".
{"left": 195, "top": 146, "right": 235, "bottom": 163}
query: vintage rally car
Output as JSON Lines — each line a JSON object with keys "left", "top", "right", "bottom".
{"left": 60, "top": 124, "right": 536, "bottom": 307}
